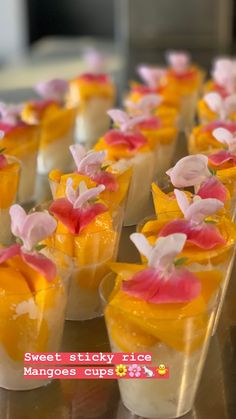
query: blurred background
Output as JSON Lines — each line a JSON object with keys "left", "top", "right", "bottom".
{"left": 0, "top": 0, "right": 235, "bottom": 97}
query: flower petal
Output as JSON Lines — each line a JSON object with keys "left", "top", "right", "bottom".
{"left": 197, "top": 176, "right": 228, "bottom": 203}
{"left": 79, "top": 203, "right": 108, "bottom": 233}
{"left": 92, "top": 171, "right": 118, "bottom": 191}
{"left": 69, "top": 144, "right": 87, "bottom": 169}
{"left": 78, "top": 150, "right": 107, "bottom": 176}
{"left": 166, "top": 155, "right": 210, "bottom": 188}
{"left": 104, "top": 130, "right": 147, "bottom": 151}
{"left": 65, "top": 178, "right": 77, "bottom": 204}
{"left": 137, "top": 66, "right": 166, "bottom": 88}
{"left": 166, "top": 51, "right": 190, "bottom": 73}
{"left": 74, "top": 184, "right": 105, "bottom": 209}
{"left": 173, "top": 189, "right": 189, "bottom": 216}
{"left": 9, "top": 204, "right": 27, "bottom": 238}
{"left": 21, "top": 251, "right": 56, "bottom": 282}
{"left": 224, "top": 95, "right": 236, "bottom": 117}
{"left": 21, "top": 212, "right": 57, "bottom": 251}
{"left": 50, "top": 199, "right": 107, "bottom": 234}
{"left": 204, "top": 93, "right": 223, "bottom": 114}
{"left": 149, "top": 234, "right": 187, "bottom": 270}
{"left": 122, "top": 267, "right": 201, "bottom": 303}
{"left": 208, "top": 150, "right": 236, "bottom": 167}
{"left": 212, "top": 127, "right": 233, "bottom": 145}
{"left": 107, "top": 109, "right": 129, "bottom": 127}
{"left": 0, "top": 244, "right": 21, "bottom": 264}
{"left": 50, "top": 198, "right": 79, "bottom": 234}
{"left": 136, "top": 94, "right": 162, "bottom": 113}
{"left": 130, "top": 233, "right": 153, "bottom": 260}
{"left": 35, "top": 79, "right": 68, "bottom": 101}
{"left": 159, "top": 219, "right": 225, "bottom": 249}
{"left": 184, "top": 198, "right": 223, "bottom": 224}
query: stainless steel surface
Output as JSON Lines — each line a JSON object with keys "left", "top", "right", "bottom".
{"left": 0, "top": 133, "right": 236, "bottom": 418}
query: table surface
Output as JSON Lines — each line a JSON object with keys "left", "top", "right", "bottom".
{"left": 0, "top": 43, "right": 236, "bottom": 417}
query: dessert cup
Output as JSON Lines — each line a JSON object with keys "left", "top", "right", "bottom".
{"left": 187, "top": 121, "right": 236, "bottom": 160}
{"left": 0, "top": 248, "right": 70, "bottom": 390}
{"left": 164, "top": 67, "right": 204, "bottom": 130}
{"left": 68, "top": 74, "right": 116, "bottom": 148}
{"left": 112, "top": 151, "right": 155, "bottom": 225}
{"left": 47, "top": 204, "right": 124, "bottom": 321}
{"left": 152, "top": 175, "right": 236, "bottom": 222}
{"left": 138, "top": 212, "right": 236, "bottom": 335}
{"left": 37, "top": 106, "right": 77, "bottom": 174}
{"left": 138, "top": 125, "right": 178, "bottom": 179}
{"left": 48, "top": 166, "right": 132, "bottom": 213}
{"left": 100, "top": 272, "right": 220, "bottom": 419}
{"left": 0, "top": 125, "right": 39, "bottom": 203}
{"left": 0, "top": 156, "right": 21, "bottom": 245}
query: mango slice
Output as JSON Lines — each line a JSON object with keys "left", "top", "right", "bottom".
{"left": 107, "top": 269, "right": 222, "bottom": 353}
{"left": 0, "top": 161, "right": 20, "bottom": 208}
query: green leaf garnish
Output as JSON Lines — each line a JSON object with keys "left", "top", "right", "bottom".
{"left": 15, "top": 237, "right": 23, "bottom": 246}
{"left": 205, "top": 219, "right": 217, "bottom": 224}
{"left": 101, "top": 164, "right": 110, "bottom": 171}
{"left": 208, "top": 166, "right": 216, "bottom": 176}
{"left": 35, "top": 244, "right": 46, "bottom": 251}
{"left": 174, "top": 257, "right": 188, "bottom": 266}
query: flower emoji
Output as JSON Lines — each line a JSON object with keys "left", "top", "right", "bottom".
{"left": 115, "top": 365, "right": 127, "bottom": 377}
{"left": 128, "top": 364, "right": 142, "bottom": 378}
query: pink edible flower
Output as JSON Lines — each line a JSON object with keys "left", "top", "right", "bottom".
{"left": 137, "top": 65, "right": 166, "bottom": 89}
{"left": 122, "top": 233, "right": 201, "bottom": 303}
{"left": 0, "top": 205, "right": 58, "bottom": 282}
{"left": 105, "top": 109, "right": 147, "bottom": 151}
{"left": 70, "top": 145, "right": 118, "bottom": 191}
{"left": 212, "top": 58, "right": 235, "bottom": 95}
{"left": 49, "top": 180, "right": 107, "bottom": 234}
{"left": 159, "top": 190, "right": 225, "bottom": 250}
{"left": 35, "top": 78, "right": 69, "bottom": 102}
{"left": 166, "top": 51, "right": 190, "bottom": 74}
{"left": 204, "top": 92, "right": 236, "bottom": 121}
{"left": 166, "top": 155, "right": 211, "bottom": 188}
{"left": 0, "top": 103, "right": 23, "bottom": 126}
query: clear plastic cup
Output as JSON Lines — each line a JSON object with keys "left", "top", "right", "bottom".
{"left": 137, "top": 212, "right": 236, "bottom": 336}
{"left": 0, "top": 248, "right": 70, "bottom": 390}
{"left": 37, "top": 107, "right": 77, "bottom": 174}
{"left": 113, "top": 151, "right": 155, "bottom": 226}
{"left": 100, "top": 272, "right": 220, "bottom": 419}
{"left": 0, "top": 125, "right": 39, "bottom": 203}
{"left": 75, "top": 96, "right": 114, "bottom": 148}
{"left": 0, "top": 155, "right": 21, "bottom": 245}
{"left": 47, "top": 204, "right": 124, "bottom": 321}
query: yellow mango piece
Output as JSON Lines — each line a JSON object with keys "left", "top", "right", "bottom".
{"left": 0, "top": 266, "right": 31, "bottom": 316}
{"left": 0, "top": 265, "right": 49, "bottom": 361}
{"left": 94, "top": 137, "right": 151, "bottom": 161}
{"left": 141, "top": 127, "right": 177, "bottom": 149}
{"left": 0, "top": 314, "right": 48, "bottom": 361}
{"left": 69, "top": 78, "right": 115, "bottom": 103}
{"left": 5, "top": 255, "right": 61, "bottom": 309}
{"left": 0, "top": 161, "right": 20, "bottom": 208}
{"left": 0, "top": 125, "right": 39, "bottom": 158}
{"left": 40, "top": 106, "right": 76, "bottom": 148}
{"left": 152, "top": 182, "right": 188, "bottom": 217}
{"left": 49, "top": 169, "right": 63, "bottom": 183}
{"left": 105, "top": 305, "right": 157, "bottom": 352}
{"left": 101, "top": 167, "right": 132, "bottom": 207}
{"left": 107, "top": 267, "right": 222, "bottom": 353}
